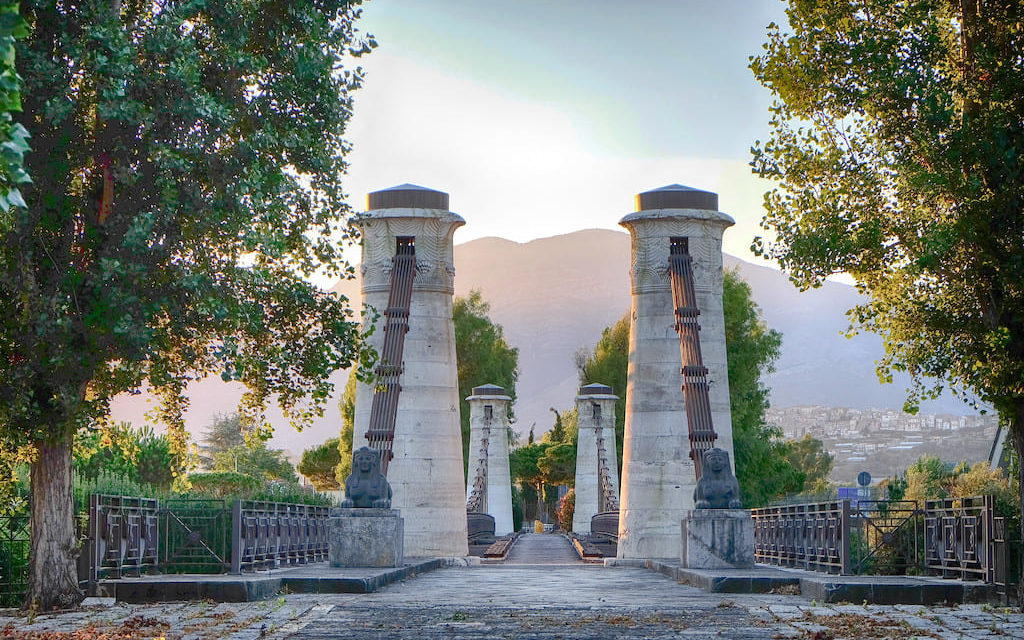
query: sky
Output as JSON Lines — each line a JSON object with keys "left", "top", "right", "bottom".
{"left": 337, "top": 0, "right": 790, "bottom": 268}
{"left": 115, "top": 1, "right": 809, "bottom": 453}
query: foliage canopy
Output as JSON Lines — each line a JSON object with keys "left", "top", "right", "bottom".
{"left": 298, "top": 437, "right": 342, "bottom": 491}
{"left": 1, "top": 0, "right": 372, "bottom": 608}
{"left": 453, "top": 290, "right": 518, "bottom": 467}
{"left": 722, "top": 270, "right": 805, "bottom": 506}
{"left": 750, "top": 0, "right": 1024, "bottom": 552}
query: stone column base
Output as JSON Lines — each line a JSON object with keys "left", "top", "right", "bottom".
{"left": 330, "top": 508, "right": 404, "bottom": 568}
{"left": 680, "top": 509, "right": 754, "bottom": 569}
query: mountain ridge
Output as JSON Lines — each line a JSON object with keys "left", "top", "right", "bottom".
{"left": 111, "top": 228, "right": 976, "bottom": 453}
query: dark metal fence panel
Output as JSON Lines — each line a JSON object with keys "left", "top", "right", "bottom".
{"left": 230, "top": 501, "right": 330, "bottom": 573}
{"left": 992, "top": 515, "right": 1020, "bottom": 604}
{"left": 924, "top": 496, "right": 993, "bottom": 582}
{"left": 849, "top": 500, "right": 920, "bottom": 575}
{"left": 0, "top": 511, "right": 30, "bottom": 606}
{"left": 752, "top": 500, "right": 851, "bottom": 574}
{"left": 87, "top": 494, "right": 160, "bottom": 582}
{"left": 160, "top": 499, "right": 231, "bottom": 574}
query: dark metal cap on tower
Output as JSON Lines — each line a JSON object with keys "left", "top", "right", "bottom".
{"left": 367, "top": 183, "right": 450, "bottom": 211}
{"left": 579, "top": 383, "right": 614, "bottom": 396}
{"left": 635, "top": 184, "right": 718, "bottom": 211}
{"left": 472, "top": 383, "right": 506, "bottom": 396}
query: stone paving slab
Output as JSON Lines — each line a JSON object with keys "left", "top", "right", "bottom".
{"left": 642, "top": 558, "right": 1001, "bottom": 604}
{"left": 97, "top": 558, "right": 447, "bottom": 602}
{"left": 0, "top": 564, "right": 1020, "bottom": 639}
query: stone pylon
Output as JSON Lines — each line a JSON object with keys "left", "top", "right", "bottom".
{"left": 617, "top": 184, "right": 735, "bottom": 559}
{"left": 465, "top": 384, "right": 515, "bottom": 536}
{"left": 352, "top": 183, "right": 468, "bottom": 557}
{"left": 572, "top": 383, "right": 620, "bottom": 534}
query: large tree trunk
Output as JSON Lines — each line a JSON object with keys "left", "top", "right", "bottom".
{"left": 25, "top": 433, "right": 82, "bottom": 610}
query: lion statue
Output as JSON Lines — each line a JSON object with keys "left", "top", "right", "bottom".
{"left": 693, "top": 447, "right": 742, "bottom": 509}
{"left": 341, "top": 447, "right": 392, "bottom": 509}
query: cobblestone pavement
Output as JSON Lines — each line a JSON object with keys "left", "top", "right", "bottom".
{"left": 2, "top": 564, "right": 1022, "bottom": 639}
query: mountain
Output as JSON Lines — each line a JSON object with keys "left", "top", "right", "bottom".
{"left": 111, "top": 228, "right": 976, "bottom": 453}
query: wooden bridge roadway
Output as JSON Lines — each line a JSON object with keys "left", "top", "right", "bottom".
{"left": 500, "top": 532, "right": 581, "bottom": 565}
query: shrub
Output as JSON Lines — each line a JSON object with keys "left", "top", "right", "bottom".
{"left": 184, "top": 471, "right": 261, "bottom": 498}
{"left": 252, "top": 480, "right": 335, "bottom": 506}
{"left": 556, "top": 488, "right": 575, "bottom": 532}
{"left": 511, "top": 485, "right": 524, "bottom": 532}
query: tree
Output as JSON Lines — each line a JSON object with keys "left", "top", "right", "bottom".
{"left": 335, "top": 369, "right": 356, "bottom": 486}
{"left": 750, "top": 0, "right": 1024, "bottom": 567}
{"left": 0, "top": 1, "right": 29, "bottom": 213}
{"left": 454, "top": 291, "right": 519, "bottom": 469}
{"left": 75, "top": 423, "right": 175, "bottom": 490}
{"left": 544, "top": 407, "right": 567, "bottom": 444}
{"left": 198, "top": 413, "right": 247, "bottom": 469}
{"left": 202, "top": 414, "right": 296, "bottom": 483}
{"left": 538, "top": 442, "right": 575, "bottom": 488}
{"left": 723, "top": 269, "right": 803, "bottom": 506}
{"left": 2, "top": 2, "right": 373, "bottom": 608}
{"left": 576, "top": 315, "right": 629, "bottom": 473}
{"left": 510, "top": 442, "right": 548, "bottom": 522}
{"left": 783, "top": 434, "right": 834, "bottom": 496}
{"left": 577, "top": 272, "right": 804, "bottom": 505}
{"left": 211, "top": 442, "right": 297, "bottom": 484}
{"left": 0, "top": 0, "right": 30, "bottom": 528}
{"left": 298, "top": 437, "right": 342, "bottom": 491}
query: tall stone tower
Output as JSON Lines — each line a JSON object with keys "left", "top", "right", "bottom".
{"left": 571, "top": 383, "right": 620, "bottom": 534}
{"left": 617, "top": 184, "right": 735, "bottom": 559}
{"left": 465, "top": 384, "right": 515, "bottom": 536}
{"left": 352, "top": 184, "right": 468, "bottom": 557}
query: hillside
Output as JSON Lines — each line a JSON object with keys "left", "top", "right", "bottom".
{"left": 111, "top": 228, "right": 976, "bottom": 452}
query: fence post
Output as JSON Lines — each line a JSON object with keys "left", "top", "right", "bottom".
{"left": 840, "top": 499, "right": 851, "bottom": 575}
{"left": 984, "top": 494, "right": 995, "bottom": 583}
{"left": 230, "top": 500, "right": 242, "bottom": 574}
{"left": 87, "top": 493, "right": 98, "bottom": 590}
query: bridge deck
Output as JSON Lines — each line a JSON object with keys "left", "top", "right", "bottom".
{"left": 501, "top": 533, "right": 580, "bottom": 565}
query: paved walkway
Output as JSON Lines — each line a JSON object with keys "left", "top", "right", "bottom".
{"left": 502, "top": 533, "right": 579, "bottom": 564}
{"left": 2, "top": 564, "right": 1022, "bottom": 639}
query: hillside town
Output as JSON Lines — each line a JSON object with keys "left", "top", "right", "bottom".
{"left": 767, "top": 405, "right": 1000, "bottom": 485}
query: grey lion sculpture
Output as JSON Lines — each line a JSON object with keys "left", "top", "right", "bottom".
{"left": 341, "top": 447, "right": 392, "bottom": 509}
{"left": 693, "top": 447, "right": 742, "bottom": 509}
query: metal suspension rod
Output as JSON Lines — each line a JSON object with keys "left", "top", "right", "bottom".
{"left": 365, "top": 238, "right": 416, "bottom": 476}
{"left": 668, "top": 237, "right": 717, "bottom": 479}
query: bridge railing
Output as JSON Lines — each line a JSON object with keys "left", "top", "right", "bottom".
{"left": 752, "top": 500, "right": 851, "bottom": 574}
{"left": 752, "top": 496, "right": 1015, "bottom": 596}
{"left": 83, "top": 494, "right": 331, "bottom": 592}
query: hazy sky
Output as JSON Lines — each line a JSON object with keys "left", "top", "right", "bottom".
{"left": 341, "top": 0, "right": 789, "bottom": 264}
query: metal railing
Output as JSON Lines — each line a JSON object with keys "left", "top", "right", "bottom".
{"left": 87, "top": 494, "right": 160, "bottom": 582}
{"left": 0, "top": 512, "right": 30, "bottom": 607}
{"left": 753, "top": 500, "right": 852, "bottom": 573}
{"left": 83, "top": 494, "right": 332, "bottom": 593}
{"left": 753, "top": 496, "right": 1018, "bottom": 596}
{"left": 160, "top": 499, "right": 231, "bottom": 574}
{"left": 849, "top": 500, "right": 920, "bottom": 575}
{"left": 992, "top": 515, "right": 1021, "bottom": 603}
{"left": 231, "top": 501, "right": 330, "bottom": 573}
{"left": 924, "top": 496, "right": 993, "bottom": 581}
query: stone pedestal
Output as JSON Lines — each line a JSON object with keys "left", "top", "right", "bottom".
{"left": 330, "top": 509, "right": 404, "bottom": 568}
{"left": 352, "top": 184, "right": 468, "bottom": 557}
{"left": 617, "top": 184, "right": 736, "bottom": 559}
{"left": 465, "top": 384, "right": 515, "bottom": 536}
{"left": 572, "top": 384, "right": 620, "bottom": 534}
{"left": 680, "top": 509, "right": 754, "bottom": 569}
